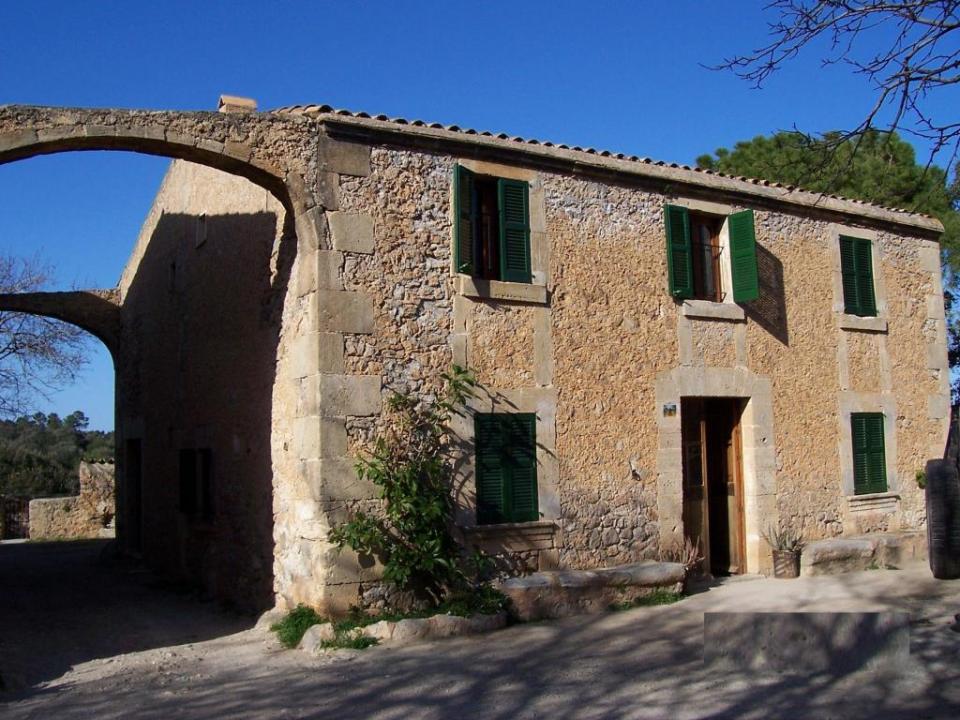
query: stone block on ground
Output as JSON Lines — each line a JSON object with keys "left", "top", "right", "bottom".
{"left": 801, "top": 537, "right": 878, "bottom": 576}
{"left": 298, "top": 622, "right": 336, "bottom": 654}
{"left": 500, "top": 561, "right": 686, "bottom": 621}
{"left": 704, "top": 611, "right": 911, "bottom": 675}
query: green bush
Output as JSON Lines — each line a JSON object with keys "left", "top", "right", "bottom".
{"left": 270, "top": 605, "right": 325, "bottom": 649}
{"left": 329, "top": 365, "right": 479, "bottom": 602}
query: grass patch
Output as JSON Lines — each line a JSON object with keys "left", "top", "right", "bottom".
{"left": 331, "top": 586, "right": 509, "bottom": 635}
{"left": 609, "top": 589, "right": 685, "bottom": 611}
{"left": 271, "top": 586, "right": 507, "bottom": 650}
{"left": 271, "top": 605, "right": 327, "bottom": 649}
{"left": 321, "top": 633, "right": 380, "bottom": 651}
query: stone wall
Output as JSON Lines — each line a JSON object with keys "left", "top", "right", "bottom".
{"left": 29, "top": 462, "right": 115, "bottom": 540}
{"left": 329, "top": 143, "right": 948, "bottom": 592}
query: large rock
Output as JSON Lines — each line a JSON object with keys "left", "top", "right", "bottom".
{"left": 500, "top": 561, "right": 686, "bottom": 621}
{"left": 298, "top": 623, "right": 336, "bottom": 654}
{"left": 801, "top": 537, "right": 877, "bottom": 576}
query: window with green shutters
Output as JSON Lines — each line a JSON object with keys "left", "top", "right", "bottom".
{"left": 475, "top": 413, "right": 539, "bottom": 524}
{"left": 839, "top": 236, "right": 877, "bottom": 316}
{"left": 664, "top": 205, "right": 759, "bottom": 302}
{"left": 851, "top": 413, "right": 887, "bottom": 495}
{"left": 454, "top": 165, "right": 531, "bottom": 283}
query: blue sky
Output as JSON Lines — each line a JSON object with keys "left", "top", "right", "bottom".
{"left": 0, "top": 1, "right": 949, "bottom": 429}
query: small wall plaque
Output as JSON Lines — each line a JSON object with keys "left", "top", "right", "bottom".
{"left": 663, "top": 402, "right": 677, "bottom": 417}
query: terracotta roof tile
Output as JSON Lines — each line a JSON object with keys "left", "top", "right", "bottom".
{"left": 272, "top": 103, "right": 937, "bottom": 223}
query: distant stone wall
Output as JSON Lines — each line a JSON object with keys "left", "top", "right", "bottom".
{"left": 29, "top": 462, "right": 115, "bottom": 540}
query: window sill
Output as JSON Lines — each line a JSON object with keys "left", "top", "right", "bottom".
{"left": 462, "top": 519, "right": 556, "bottom": 552}
{"left": 847, "top": 491, "right": 899, "bottom": 514}
{"left": 839, "top": 314, "right": 888, "bottom": 333}
{"left": 681, "top": 299, "right": 745, "bottom": 322}
{"left": 454, "top": 275, "right": 548, "bottom": 304}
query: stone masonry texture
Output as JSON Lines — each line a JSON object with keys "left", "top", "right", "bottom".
{"left": 0, "top": 103, "right": 948, "bottom": 614}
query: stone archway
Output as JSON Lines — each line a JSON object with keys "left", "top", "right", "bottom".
{"left": 0, "top": 103, "right": 334, "bottom": 610}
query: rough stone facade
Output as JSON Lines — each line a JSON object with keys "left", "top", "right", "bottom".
{"left": 28, "top": 462, "right": 115, "bottom": 540}
{"left": 0, "top": 100, "right": 948, "bottom": 613}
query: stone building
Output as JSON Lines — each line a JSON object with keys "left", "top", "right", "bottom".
{"left": 0, "top": 98, "right": 948, "bottom": 613}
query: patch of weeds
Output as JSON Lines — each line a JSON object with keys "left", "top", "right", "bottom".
{"left": 271, "top": 605, "right": 327, "bottom": 649}
{"left": 609, "top": 589, "right": 685, "bottom": 611}
{"left": 866, "top": 561, "right": 898, "bottom": 571}
{"left": 321, "top": 633, "right": 380, "bottom": 651}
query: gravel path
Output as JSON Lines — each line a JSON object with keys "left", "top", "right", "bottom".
{"left": 2, "top": 540, "right": 959, "bottom": 719}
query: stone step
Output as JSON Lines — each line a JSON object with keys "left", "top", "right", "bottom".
{"left": 800, "top": 531, "right": 927, "bottom": 576}
{"left": 498, "top": 560, "right": 685, "bottom": 621}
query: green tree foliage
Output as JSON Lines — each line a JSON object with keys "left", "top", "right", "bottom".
{"left": 0, "top": 410, "right": 113, "bottom": 498}
{"left": 697, "top": 130, "right": 960, "bottom": 265}
{"left": 329, "top": 366, "right": 479, "bottom": 603}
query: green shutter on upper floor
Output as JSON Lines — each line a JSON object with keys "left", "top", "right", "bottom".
{"left": 665, "top": 204, "right": 693, "bottom": 299}
{"left": 728, "top": 209, "right": 760, "bottom": 303}
{"left": 453, "top": 164, "right": 476, "bottom": 275}
{"left": 497, "top": 178, "right": 531, "bottom": 284}
{"left": 840, "top": 235, "right": 877, "bottom": 317}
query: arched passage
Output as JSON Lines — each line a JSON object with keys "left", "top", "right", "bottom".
{"left": 0, "top": 104, "right": 327, "bottom": 611}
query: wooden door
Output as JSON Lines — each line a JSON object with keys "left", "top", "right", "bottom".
{"left": 682, "top": 398, "right": 746, "bottom": 575}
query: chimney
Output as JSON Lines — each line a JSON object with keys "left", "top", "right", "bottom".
{"left": 217, "top": 95, "right": 257, "bottom": 114}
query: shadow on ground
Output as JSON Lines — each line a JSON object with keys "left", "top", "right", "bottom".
{"left": 0, "top": 540, "right": 251, "bottom": 691}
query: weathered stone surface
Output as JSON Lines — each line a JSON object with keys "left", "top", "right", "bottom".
{"left": 362, "top": 620, "right": 394, "bottom": 642}
{"left": 500, "top": 562, "right": 685, "bottom": 621}
{"left": 801, "top": 537, "right": 879, "bottom": 575}
{"left": 704, "top": 611, "right": 911, "bottom": 675}
{"left": 254, "top": 608, "right": 286, "bottom": 632}
{"left": 328, "top": 212, "right": 374, "bottom": 254}
{"left": 595, "top": 561, "right": 686, "bottom": 587}
{"left": 28, "top": 462, "right": 115, "bottom": 540}
{"left": 319, "top": 374, "right": 382, "bottom": 417}
{"left": 391, "top": 618, "right": 432, "bottom": 644}
{"left": 312, "top": 290, "right": 375, "bottom": 334}
{"left": 299, "top": 622, "right": 336, "bottom": 654}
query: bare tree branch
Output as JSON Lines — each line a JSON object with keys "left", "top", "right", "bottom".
{"left": 0, "top": 254, "right": 88, "bottom": 418}
{"left": 715, "top": 0, "right": 960, "bottom": 170}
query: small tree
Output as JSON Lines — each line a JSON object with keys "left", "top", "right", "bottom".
{"left": 329, "top": 365, "right": 477, "bottom": 603}
{"left": 0, "top": 254, "right": 87, "bottom": 418}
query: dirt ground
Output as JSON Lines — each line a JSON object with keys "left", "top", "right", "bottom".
{"left": 2, "top": 539, "right": 960, "bottom": 719}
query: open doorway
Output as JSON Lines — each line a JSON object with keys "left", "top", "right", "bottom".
{"left": 681, "top": 397, "right": 746, "bottom": 575}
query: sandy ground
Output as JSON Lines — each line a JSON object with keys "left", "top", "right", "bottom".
{"left": 2, "top": 539, "right": 960, "bottom": 719}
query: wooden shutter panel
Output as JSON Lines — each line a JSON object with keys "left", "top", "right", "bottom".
{"left": 665, "top": 204, "right": 693, "bottom": 298}
{"left": 504, "top": 413, "right": 539, "bottom": 522}
{"left": 453, "top": 164, "right": 476, "bottom": 274}
{"left": 854, "top": 239, "right": 877, "bottom": 316}
{"left": 475, "top": 414, "right": 506, "bottom": 524}
{"left": 497, "top": 179, "right": 531, "bottom": 283}
{"left": 728, "top": 210, "right": 760, "bottom": 303}
{"left": 852, "top": 414, "right": 887, "bottom": 495}
{"left": 839, "top": 236, "right": 860, "bottom": 314}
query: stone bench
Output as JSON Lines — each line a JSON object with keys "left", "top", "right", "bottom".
{"left": 801, "top": 531, "right": 926, "bottom": 576}
{"left": 498, "top": 561, "right": 686, "bottom": 621}
{"left": 704, "top": 611, "right": 911, "bottom": 675}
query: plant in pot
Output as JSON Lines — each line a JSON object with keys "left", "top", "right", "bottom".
{"left": 762, "top": 525, "right": 805, "bottom": 579}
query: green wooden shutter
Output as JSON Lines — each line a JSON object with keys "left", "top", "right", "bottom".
{"left": 854, "top": 239, "right": 877, "bottom": 316}
{"left": 840, "top": 236, "right": 877, "bottom": 316}
{"left": 453, "top": 164, "right": 476, "bottom": 274}
{"left": 504, "top": 413, "right": 539, "bottom": 522}
{"left": 665, "top": 204, "right": 693, "bottom": 298}
{"left": 497, "top": 179, "right": 531, "bottom": 283}
{"left": 475, "top": 414, "right": 505, "bottom": 524}
{"left": 728, "top": 210, "right": 760, "bottom": 303}
{"left": 852, "top": 413, "right": 887, "bottom": 495}
{"left": 839, "top": 236, "right": 861, "bottom": 314}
